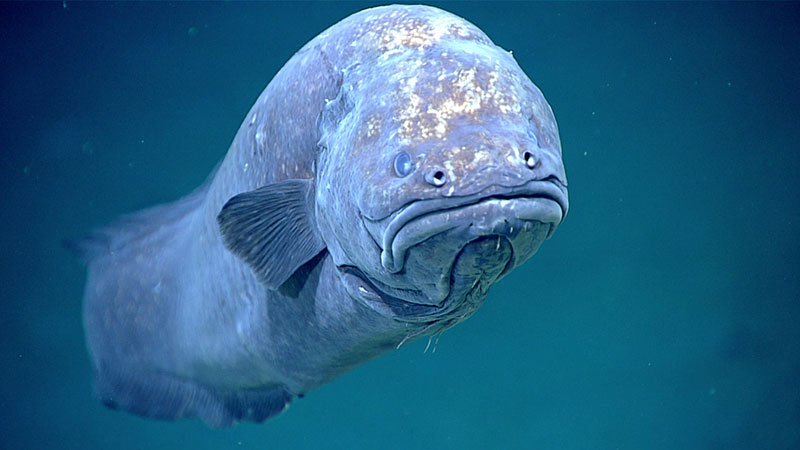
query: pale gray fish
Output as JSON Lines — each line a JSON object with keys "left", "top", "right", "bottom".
{"left": 71, "top": 4, "right": 569, "bottom": 427}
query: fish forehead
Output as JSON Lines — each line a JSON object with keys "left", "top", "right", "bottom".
{"left": 328, "top": 5, "right": 494, "bottom": 52}
{"left": 347, "top": 49, "right": 533, "bottom": 158}
{"left": 338, "top": 7, "right": 533, "bottom": 144}
{"left": 385, "top": 47, "right": 528, "bottom": 144}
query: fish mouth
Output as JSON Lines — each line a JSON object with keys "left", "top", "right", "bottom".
{"left": 340, "top": 234, "right": 517, "bottom": 322}
{"left": 367, "top": 179, "right": 568, "bottom": 274}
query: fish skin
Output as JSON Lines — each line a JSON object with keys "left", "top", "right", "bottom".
{"left": 76, "top": 5, "right": 568, "bottom": 426}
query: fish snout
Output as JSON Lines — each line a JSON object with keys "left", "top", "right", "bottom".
{"left": 418, "top": 139, "right": 563, "bottom": 198}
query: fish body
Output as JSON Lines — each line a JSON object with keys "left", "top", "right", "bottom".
{"left": 77, "top": 5, "right": 568, "bottom": 426}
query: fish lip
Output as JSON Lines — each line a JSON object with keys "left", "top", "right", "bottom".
{"left": 367, "top": 179, "right": 568, "bottom": 273}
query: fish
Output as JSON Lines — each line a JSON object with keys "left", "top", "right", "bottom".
{"left": 72, "top": 4, "right": 569, "bottom": 427}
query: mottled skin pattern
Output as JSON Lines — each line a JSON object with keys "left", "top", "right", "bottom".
{"left": 79, "top": 5, "right": 568, "bottom": 426}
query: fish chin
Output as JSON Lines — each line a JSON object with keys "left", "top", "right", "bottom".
{"left": 436, "top": 234, "right": 515, "bottom": 323}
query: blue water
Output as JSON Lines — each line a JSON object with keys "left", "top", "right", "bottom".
{"left": 1, "top": 2, "right": 798, "bottom": 449}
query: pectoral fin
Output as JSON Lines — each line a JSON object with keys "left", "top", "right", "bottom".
{"left": 217, "top": 179, "right": 326, "bottom": 289}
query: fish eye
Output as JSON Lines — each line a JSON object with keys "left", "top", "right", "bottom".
{"left": 393, "top": 151, "right": 413, "bottom": 177}
{"left": 527, "top": 129, "right": 539, "bottom": 146}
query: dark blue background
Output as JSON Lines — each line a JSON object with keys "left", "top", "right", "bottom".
{"left": 1, "top": 2, "right": 798, "bottom": 449}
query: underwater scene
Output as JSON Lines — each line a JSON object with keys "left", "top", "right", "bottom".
{"left": 1, "top": 2, "right": 798, "bottom": 449}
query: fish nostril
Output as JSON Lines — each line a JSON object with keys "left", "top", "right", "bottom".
{"left": 523, "top": 151, "right": 537, "bottom": 169}
{"left": 426, "top": 169, "right": 447, "bottom": 187}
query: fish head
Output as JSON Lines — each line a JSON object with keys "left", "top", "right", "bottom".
{"left": 315, "top": 24, "right": 568, "bottom": 326}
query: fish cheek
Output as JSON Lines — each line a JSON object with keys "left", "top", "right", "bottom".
{"left": 314, "top": 141, "right": 379, "bottom": 275}
{"left": 316, "top": 87, "right": 397, "bottom": 277}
